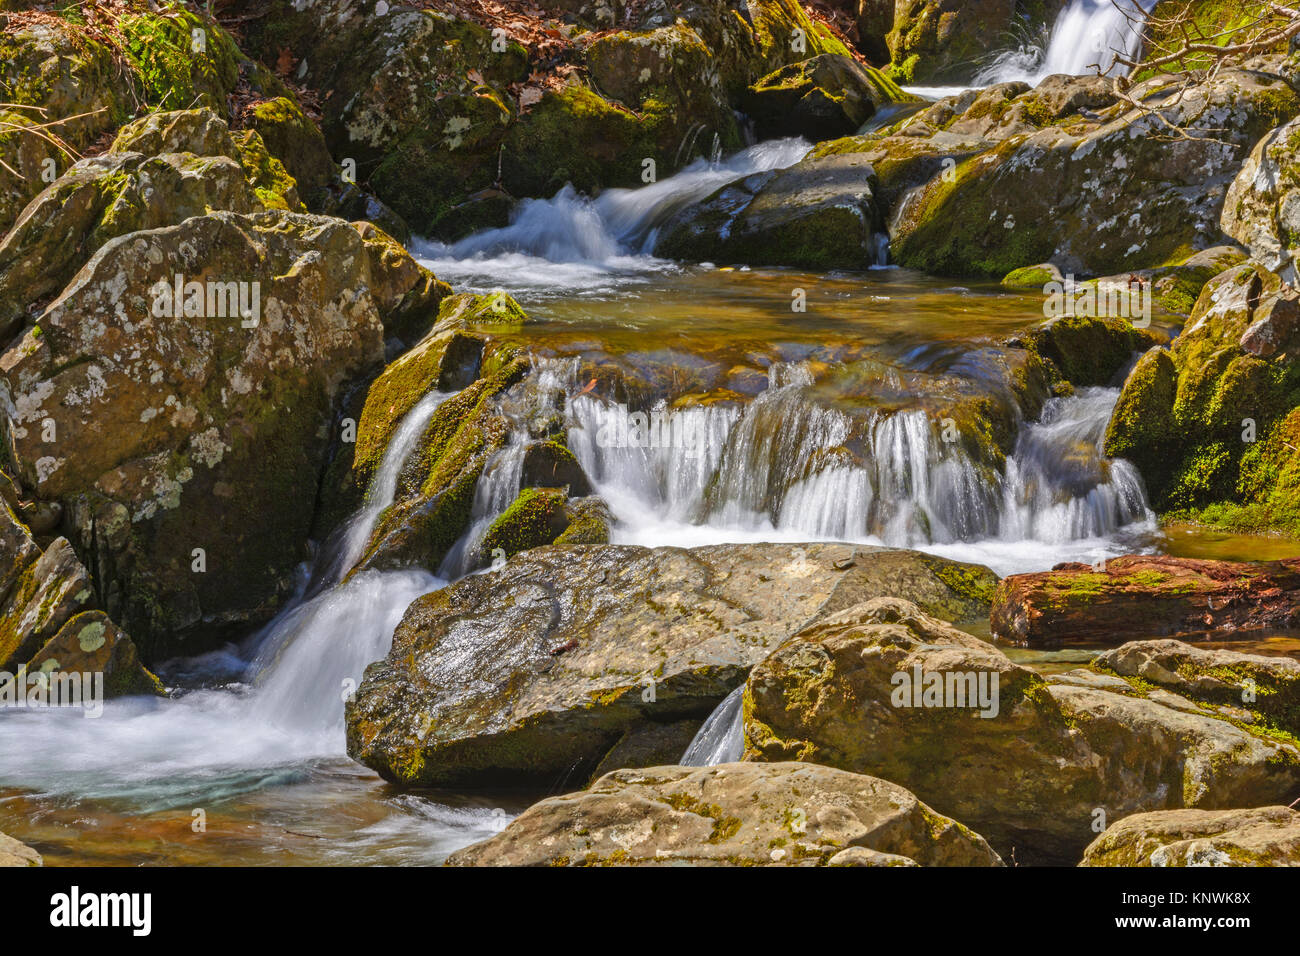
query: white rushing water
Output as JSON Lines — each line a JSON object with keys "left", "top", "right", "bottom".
{"left": 977, "top": 0, "right": 1153, "bottom": 86}
{"left": 411, "top": 138, "right": 811, "bottom": 293}
{"left": 0, "top": 394, "right": 481, "bottom": 835}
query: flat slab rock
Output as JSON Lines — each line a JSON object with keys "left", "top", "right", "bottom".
{"left": 444, "top": 762, "right": 1003, "bottom": 867}
{"left": 345, "top": 543, "right": 996, "bottom": 788}
{"left": 991, "top": 555, "right": 1300, "bottom": 646}
{"left": 1082, "top": 806, "right": 1300, "bottom": 867}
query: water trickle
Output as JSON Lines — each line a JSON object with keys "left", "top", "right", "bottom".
{"left": 680, "top": 686, "right": 745, "bottom": 767}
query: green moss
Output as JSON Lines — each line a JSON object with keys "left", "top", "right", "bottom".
{"left": 480, "top": 487, "right": 571, "bottom": 559}
{"left": 119, "top": 5, "right": 241, "bottom": 115}
{"left": 230, "top": 129, "right": 304, "bottom": 211}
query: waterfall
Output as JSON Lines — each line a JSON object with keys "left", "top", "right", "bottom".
{"left": 564, "top": 363, "right": 1154, "bottom": 573}
{"left": 977, "top": 0, "right": 1153, "bottom": 86}
{"left": 680, "top": 686, "right": 745, "bottom": 766}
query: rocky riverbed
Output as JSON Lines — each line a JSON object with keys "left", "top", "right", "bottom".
{"left": 1, "top": 0, "right": 1299, "bottom": 869}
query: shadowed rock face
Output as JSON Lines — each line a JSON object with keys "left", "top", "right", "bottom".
{"left": 991, "top": 555, "right": 1300, "bottom": 646}
{"left": 445, "top": 761, "right": 1004, "bottom": 866}
{"left": 1082, "top": 806, "right": 1300, "bottom": 866}
{"left": 744, "top": 597, "right": 1300, "bottom": 865}
{"left": 345, "top": 543, "right": 997, "bottom": 788}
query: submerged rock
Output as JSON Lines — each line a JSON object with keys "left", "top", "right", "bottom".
{"left": 1081, "top": 806, "right": 1300, "bottom": 866}
{"left": 345, "top": 543, "right": 997, "bottom": 788}
{"left": 445, "top": 761, "right": 1003, "bottom": 866}
{"left": 991, "top": 555, "right": 1300, "bottom": 645}
{"left": 744, "top": 596, "right": 1300, "bottom": 864}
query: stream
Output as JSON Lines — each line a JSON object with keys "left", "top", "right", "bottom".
{"left": 2, "top": 0, "right": 1299, "bottom": 864}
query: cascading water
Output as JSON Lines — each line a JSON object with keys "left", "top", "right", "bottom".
{"left": 0, "top": 394, "right": 509, "bottom": 856}
{"left": 977, "top": 0, "right": 1154, "bottom": 86}
{"left": 411, "top": 138, "right": 811, "bottom": 292}
{"left": 680, "top": 686, "right": 745, "bottom": 767}
{"left": 562, "top": 362, "right": 1154, "bottom": 575}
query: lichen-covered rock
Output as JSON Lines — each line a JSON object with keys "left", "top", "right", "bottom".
{"left": 445, "top": 762, "right": 1003, "bottom": 866}
{"left": 345, "top": 543, "right": 998, "bottom": 788}
{"left": 27, "top": 610, "right": 164, "bottom": 699}
{"left": 891, "top": 66, "right": 1300, "bottom": 277}
{"left": 744, "top": 596, "right": 1300, "bottom": 864}
{"left": 0, "top": 830, "right": 40, "bottom": 867}
{"left": 742, "top": 53, "right": 911, "bottom": 141}
{"left": 1093, "top": 639, "right": 1300, "bottom": 738}
{"left": 1222, "top": 115, "right": 1300, "bottom": 283}
{"left": 1104, "top": 261, "right": 1300, "bottom": 532}
{"left": 0, "top": 149, "right": 259, "bottom": 342}
{"left": 991, "top": 555, "right": 1300, "bottom": 645}
{"left": 109, "top": 107, "right": 237, "bottom": 157}
{"left": 244, "top": 96, "right": 337, "bottom": 210}
{"left": 1081, "top": 806, "right": 1300, "bottom": 866}
{"left": 0, "top": 210, "right": 422, "bottom": 658}
{"left": 0, "top": 530, "right": 93, "bottom": 672}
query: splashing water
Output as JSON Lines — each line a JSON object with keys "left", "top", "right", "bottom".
{"left": 411, "top": 138, "right": 811, "bottom": 293}
{"left": 977, "top": 0, "right": 1153, "bottom": 86}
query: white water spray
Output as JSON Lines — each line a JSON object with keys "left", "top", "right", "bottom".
{"left": 978, "top": 0, "right": 1153, "bottom": 86}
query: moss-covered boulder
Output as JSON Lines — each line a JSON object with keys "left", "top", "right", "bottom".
{"left": 0, "top": 149, "right": 258, "bottom": 342}
{"left": 1017, "top": 313, "right": 1157, "bottom": 386}
{"left": 0, "top": 16, "right": 135, "bottom": 234}
{"left": 109, "top": 106, "right": 236, "bottom": 156}
{"left": 446, "top": 762, "right": 1003, "bottom": 866}
{"left": 1104, "top": 262, "right": 1300, "bottom": 531}
{"left": 742, "top": 53, "right": 911, "bottom": 141}
{"left": 1081, "top": 806, "right": 1300, "bottom": 866}
{"left": 345, "top": 543, "right": 998, "bottom": 788}
{"left": 744, "top": 596, "right": 1300, "bottom": 864}
{"left": 0, "top": 210, "right": 427, "bottom": 659}
{"left": 117, "top": 6, "right": 241, "bottom": 116}
{"left": 244, "top": 96, "right": 336, "bottom": 209}
{"left": 480, "top": 487, "right": 572, "bottom": 559}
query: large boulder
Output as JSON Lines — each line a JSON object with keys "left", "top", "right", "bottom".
{"left": 891, "top": 66, "right": 1300, "bottom": 277}
{"left": 345, "top": 543, "right": 998, "bottom": 788}
{"left": 0, "top": 210, "right": 438, "bottom": 659}
{"left": 655, "top": 151, "right": 883, "bottom": 269}
{"left": 744, "top": 597, "right": 1300, "bottom": 864}
{"left": 990, "top": 555, "right": 1300, "bottom": 645}
{"left": 1081, "top": 806, "right": 1300, "bottom": 866}
{"left": 445, "top": 762, "right": 1003, "bottom": 866}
